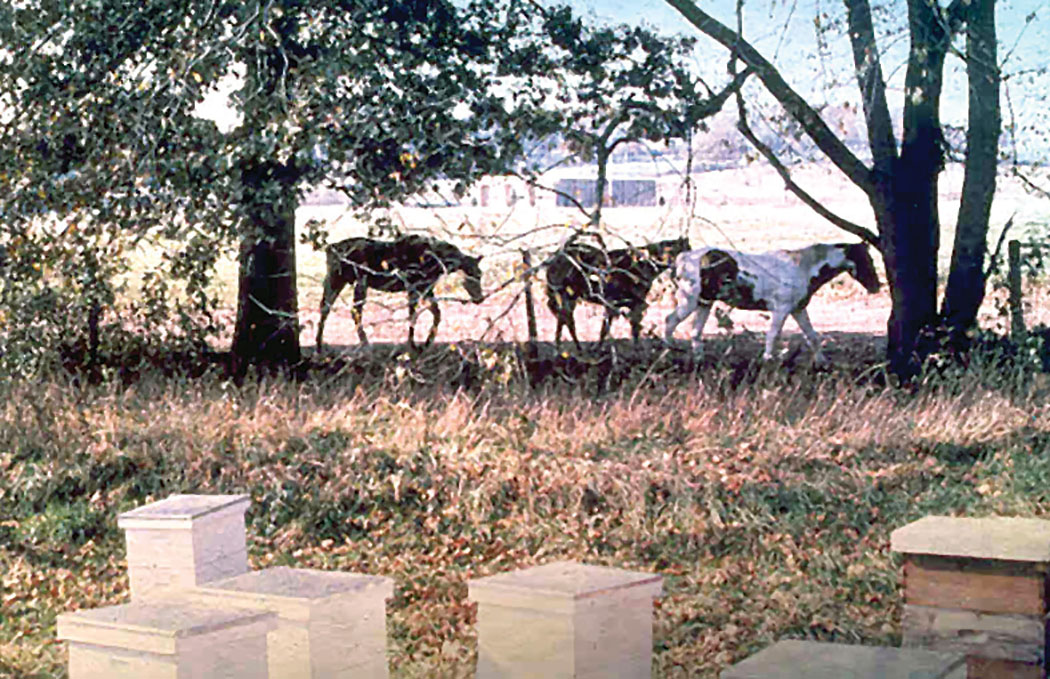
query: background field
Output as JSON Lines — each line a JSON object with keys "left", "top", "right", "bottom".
{"left": 2, "top": 162, "right": 1050, "bottom": 679}
{"left": 285, "top": 162, "right": 1050, "bottom": 351}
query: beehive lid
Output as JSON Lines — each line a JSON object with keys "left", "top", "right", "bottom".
{"left": 118, "top": 494, "right": 250, "bottom": 529}
{"left": 469, "top": 560, "right": 662, "bottom": 608}
{"left": 890, "top": 516, "right": 1050, "bottom": 562}
{"left": 721, "top": 640, "right": 967, "bottom": 679}
{"left": 200, "top": 566, "right": 393, "bottom": 602}
{"left": 57, "top": 602, "right": 273, "bottom": 656}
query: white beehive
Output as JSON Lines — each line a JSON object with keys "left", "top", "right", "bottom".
{"left": 57, "top": 601, "right": 274, "bottom": 679}
{"left": 720, "top": 640, "right": 967, "bottom": 679}
{"left": 468, "top": 560, "right": 663, "bottom": 679}
{"left": 117, "top": 494, "right": 251, "bottom": 600}
{"left": 190, "top": 566, "right": 394, "bottom": 679}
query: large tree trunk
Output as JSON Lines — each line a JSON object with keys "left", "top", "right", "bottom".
{"left": 879, "top": 0, "right": 950, "bottom": 376}
{"left": 229, "top": 6, "right": 304, "bottom": 377}
{"left": 230, "top": 160, "right": 301, "bottom": 375}
{"left": 941, "top": 0, "right": 1000, "bottom": 343}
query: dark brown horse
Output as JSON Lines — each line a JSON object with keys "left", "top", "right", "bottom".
{"left": 545, "top": 235, "right": 690, "bottom": 350}
{"left": 317, "top": 235, "right": 484, "bottom": 350}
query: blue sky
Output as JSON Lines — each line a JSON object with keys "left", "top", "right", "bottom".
{"left": 543, "top": 0, "right": 1050, "bottom": 148}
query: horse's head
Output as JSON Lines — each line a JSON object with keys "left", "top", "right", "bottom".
{"left": 842, "top": 242, "right": 880, "bottom": 293}
{"left": 461, "top": 255, "right": 484, "bottom": 304}
{"left": 646, "top": 237, "right": 691, "bottom": 267}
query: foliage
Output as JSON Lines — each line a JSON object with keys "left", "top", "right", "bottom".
{"left": 3, "top": 341, "right": 1050, "bottom": 677}
{"left": 518, "top": 9, "right": 747, "bottom": 224}
{"left": 1, "top": 0, "right": 635, "bottom": 372}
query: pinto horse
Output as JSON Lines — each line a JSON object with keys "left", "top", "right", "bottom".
{"left": 545, "top": 236, "right": 690, "bottom": 350}
{"left": 316, "top": 235, "right": 484, "bottom": 350}
{"left": 664, "top": 242, "right": 880, "bottom": 364}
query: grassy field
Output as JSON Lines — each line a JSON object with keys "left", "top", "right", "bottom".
{"left": 2, "top": 348, "right": 1050, "bottom": 678}
{"left": 2, "top": 162, "right": 1050, "bottom": 678}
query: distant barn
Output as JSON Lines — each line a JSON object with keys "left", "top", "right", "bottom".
{"left": 554, "top": 178, "right": 657, "bottom": 208}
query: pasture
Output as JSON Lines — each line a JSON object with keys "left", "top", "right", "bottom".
{"left": 293, "top": 162, "right": 1049, "bottom": 350}
{"left": 2, "top": 162, "right": 1050, "bottom": 678}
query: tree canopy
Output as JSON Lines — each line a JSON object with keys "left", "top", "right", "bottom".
{"left": 1, "top": 0, "right": 743, "bottom": 376}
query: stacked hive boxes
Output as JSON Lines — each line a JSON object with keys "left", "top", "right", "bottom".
{"left": 56, "top": 494, "right": 667, "bottom": 679}
{"left": 721, "top": 515, "right": 1050, "bottom": 679}
{"left": 57, "top": 494, "right": 393, "bottom": 679}
{"left": 892, "top": 516, "right": 1050, "bottom": 679}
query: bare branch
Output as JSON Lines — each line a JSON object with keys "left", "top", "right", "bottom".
{"left": 985, "top": 214, "right": 1016, "bottom": 278}
{"left": 844, "top": 0, "right": 898, "bottom": 174}
{"left": 1011, "top": 166, "right": 1050, "bottom": 200}
{"left": 662, "top": 0, "right": 876, "bottom": 196}
{"left": 735, "top": 104, "right": 879, "bottom": 246}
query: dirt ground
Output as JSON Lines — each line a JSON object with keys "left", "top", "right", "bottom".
{"left": 306, "top": 279, "right": 892, "bottom": 356}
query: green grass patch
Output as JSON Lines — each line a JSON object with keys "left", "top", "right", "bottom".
{"left": 2, "top": 345, "right": 1049, "bottom": 677}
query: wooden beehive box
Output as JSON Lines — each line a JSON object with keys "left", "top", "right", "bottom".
{"left": 190, "top": 566, "right": 394, "bottom": 679}
{"left": 469, "top": 560, "right": 663, "bottom": 679}
{"left": 720, "top": 639, "right": 967, "bottom": 679}
{"left": 891, "top": 515, "right": 1050, "bottom": 679}
{"left": 57, "top": 601, "right": 274, "bottom": 679}
{"left": 117, "top": 494, "right": 251, "bottom": 601}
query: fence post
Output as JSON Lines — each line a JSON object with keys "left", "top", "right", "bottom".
{"left": 521, "top": 249, "right": 539, "bottom": 363}
{"left": 1009, "top": 239, "right": 1026, "bottom": 342}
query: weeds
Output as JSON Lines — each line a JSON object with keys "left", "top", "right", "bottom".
{"left": 1, "top": 342, "right": 1048, "bottom": 678}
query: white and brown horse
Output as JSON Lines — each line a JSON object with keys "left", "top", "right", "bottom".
{"left": 664, "top": 242, "right": 880, "bottom": 364}
{"left": 317, "top": 234, "right": 484, "bottom": 350}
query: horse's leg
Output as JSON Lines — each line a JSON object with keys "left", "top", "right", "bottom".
{"left": 352, "top": 281, "right": 369, "bottom": 346}
{"left": 628, "top": 304, "right": 645, "bottom": 347}
{"left": 791, "top": 308, "right": 827, "bottom": 365}
{"left": 763, "top": 307, "right": 791, "bottom": 362}
{"left": 688, "top": 303, "right": 712, "bottom": 357}
{"left": 406, "top": 292, "right": 418, "bottom": 350}
{"left": 664, "top": 283, "right": 698, "bottom": 346}
{"left": 565, "top": 299, "right": 583, "bottom": 351}
{"left": 598, "top": 306, "right": 614, "bottom": 349}
{"left": 547, "top": 290, "right": 565, "bottom": 348}
{"left": 424, "top": 293, "right": 440, "bottom": 348}
{"left": 317, "top": 275, "right": 347, "bottom": 351}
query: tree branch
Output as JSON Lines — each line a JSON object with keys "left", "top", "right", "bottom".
{"left": 844, "top": 0, "right": 898, "bottom": 176}
{"left": 662, "top": 0, "right": 876, "bottom": 196}
{"left": 735, "top": 99, "right": 879, "bottom": 246}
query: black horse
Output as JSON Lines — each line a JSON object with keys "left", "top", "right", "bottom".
{"left": 545, "top": 235, "right": 690, "bottom": 350}
{"left": 317, "top": 235, "right": 484, "bottom": 350}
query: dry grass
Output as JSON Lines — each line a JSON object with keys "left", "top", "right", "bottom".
{"left": 3, "top": 162, "right": 1048, "bottom": 677}
{"left": 3, "top": 347, "right": 1050, "bottom": 678}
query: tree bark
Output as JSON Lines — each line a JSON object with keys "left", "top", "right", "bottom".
{"left": 229, "top": 3, "right": 304, "bottom": 375}
{"left": 230, "top": 160, "right": 301, "bottom": 376}
{"left": 881, "top": 0, "right": 950, "bottom": 375}
{"left": 941, "top": 0, "right": 1000, "bottom": 343}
